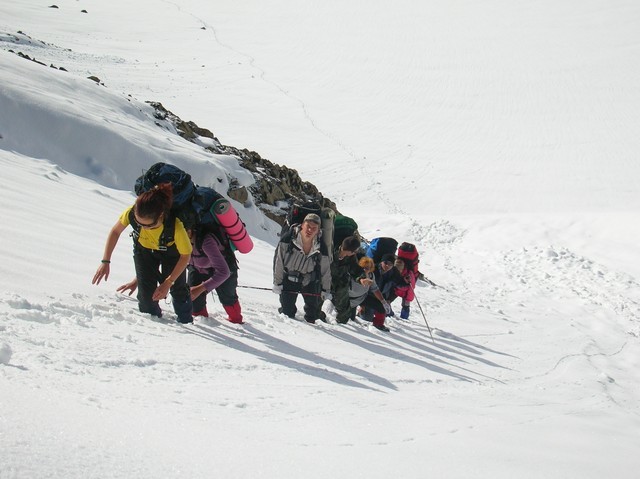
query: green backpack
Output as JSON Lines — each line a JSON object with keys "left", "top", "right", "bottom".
{"left": 333, "top": 214, "right": 359, "bottom": 250}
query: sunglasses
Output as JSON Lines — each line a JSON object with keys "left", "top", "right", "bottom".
{"left": 135, "top": 215, "right": 161, "bottom": 228}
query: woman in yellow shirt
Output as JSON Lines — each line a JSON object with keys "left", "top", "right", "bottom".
{"left": 92, "top": 183, "right": 193, "bottom": 323}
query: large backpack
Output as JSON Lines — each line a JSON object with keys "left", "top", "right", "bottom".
{"left": 366, "top": 237, "right": 398, "bottom": 264}
{"left": 281, "top": 201, "right": 334, "bottom": 260}
{"left": 333, "top": 214, "right": 358, "bottom": 250}
{"left": 134, "top": 162, "right": 195, "bottom": 214}
{"left": 132, "top": 162, "right": 252, "bottom": 253}
{"left": 397, "top": 242, "right": 420, "bottom": 277}
{"left": 283, "top": 201, "right": 322, "bottom": 231}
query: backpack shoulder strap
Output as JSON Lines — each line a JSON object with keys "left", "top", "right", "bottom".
{"left": 158, "top": 212, "right": 176, "bottom": 250}
{"left": 128, "top": 208, "right": 141, "bottom": 242}
{"left": 128, "top": 208, "right": 176, "bottom": 250}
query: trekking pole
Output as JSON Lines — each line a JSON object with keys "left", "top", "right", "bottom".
{"left": 408, "top": 283, "right": 435, "bottom": 343}
{"left": 238, "top": 285, "right": 322, "bottom": 297}
{"left": 238, "top": 285, "right": 272, "bottom": 292}
{"left": 418, "top": 272, "right": 445, "bottom": 290}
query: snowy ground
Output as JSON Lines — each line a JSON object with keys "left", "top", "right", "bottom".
{"left": 1, "top": 1, "right": 640, "bottom": 478}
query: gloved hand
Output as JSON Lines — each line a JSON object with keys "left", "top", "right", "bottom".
{"left": 272, "top": 284, "right": 282, "bottom": 295}
{"left": 321, "top": 291, "right": 332, "bottom": 301}
{"left": 400, "top": 306, "right": 410, "bottom": 319}
{"left": 382, "top": 301, "right": 392, "bottom": 316}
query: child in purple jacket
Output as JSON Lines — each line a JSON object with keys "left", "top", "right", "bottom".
{"left": 188, "top": 226, "right": 243, "bottom": 324}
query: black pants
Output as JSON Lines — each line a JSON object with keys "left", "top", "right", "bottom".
{"left": 279, "top": 277, "right": 321, "bottom": 321}
{"left": 188, "top": 266, "right": 239, "bottom": 312}
{"left": 133, "top": 244, "right": 191, "bottom": 322}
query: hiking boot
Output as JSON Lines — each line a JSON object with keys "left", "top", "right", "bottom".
{"left": 361, "top": 308, "right": 374, "bottom": 322}
{"left": 223, "top": 302, "right": 243, "bottom": 324}
{"left": 177, "top": 316, "right": 193, "bottom": 324}
{"left": 278, "top": 307, "right": 295, "bottom": 319}
{"left": 305, "top": 318, "right": 317, "bottom": 324}
{"left": 317, "top": 311, "right": 327, "bottom": 323}
{"left": 192, "top": 307, "right": 209, "bottom": 318}
{"left": 374, "top": 324, "right": 390, "bottom": 332}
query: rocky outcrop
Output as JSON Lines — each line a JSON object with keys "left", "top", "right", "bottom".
{"left": 148, "top": 101, "right": 337, "bottom": 225}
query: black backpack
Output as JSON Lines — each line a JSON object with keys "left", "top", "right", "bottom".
{"left": 134, "top": 162, "right": 195, "bottom": 216}
{"left": 281, "top": 201, "right": 323, "bottom": 234}
{"left": 281, "top": 201, "right": 334, "bottom": 260}
{"left": 132, "top": 163, "right": 227, "bottom": 250}
{"left": 366, "top": 237, "right": 398, "bottom": 264}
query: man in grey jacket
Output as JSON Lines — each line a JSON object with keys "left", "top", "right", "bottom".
{"left": 273, "top": 214, "right": 331, "bottom": 323}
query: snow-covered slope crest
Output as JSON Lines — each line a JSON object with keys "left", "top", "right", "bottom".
{"left": 0, "top": 50, "right": 253, "bottom": 195}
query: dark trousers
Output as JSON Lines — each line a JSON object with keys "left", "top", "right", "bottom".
{"left": 333, "top": 282, "right": 352, "bottom": 324}
{"left": 133, "top": 244, "right": 191, "bottom": 322}
{"left": 279, "top": 277, "right": 321, "bottom": 321}
{"left": 189, "top": 266, "right": 239, "bottom": 312}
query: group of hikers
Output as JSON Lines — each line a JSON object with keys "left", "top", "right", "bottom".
{"left": 273, "top": 212, "right": 419, "bottom": 332}
{"left": 91, "top": 163, "right": 420, "bottom": 333}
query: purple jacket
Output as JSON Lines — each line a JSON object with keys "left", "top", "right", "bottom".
{"left": 190, "top": 234, "right": 231, "bottom": 292}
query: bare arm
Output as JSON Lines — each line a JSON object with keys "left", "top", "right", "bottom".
{"left": 92, "top": 220, "right": 127, "bottom": 285}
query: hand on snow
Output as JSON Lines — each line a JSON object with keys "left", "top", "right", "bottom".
{"left": 116, "top": 278, "right": 138, "bottom": 296}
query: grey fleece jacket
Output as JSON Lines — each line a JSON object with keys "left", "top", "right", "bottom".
{"left": 273, "top": 226, "right": 331, "bottom": 293}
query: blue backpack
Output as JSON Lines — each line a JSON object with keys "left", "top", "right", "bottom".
{"left": 366, "top": 237, "right": 398, "bottom": 264}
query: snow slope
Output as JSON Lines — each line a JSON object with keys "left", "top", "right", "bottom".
{"left": 1, "top": 1, "right": 640, "bottom": 478}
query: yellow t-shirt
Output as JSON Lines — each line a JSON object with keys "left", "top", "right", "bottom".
{"left": 120, "top": 206, "right": 192, "bottom": 254}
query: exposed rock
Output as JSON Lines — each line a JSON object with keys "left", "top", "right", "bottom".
{"left": 147, "top": 101, "right": 337, "bottom": 226}
{"left": 228, "top": 185, "right": 249, "bottom": 205}
{"left": 16, "top": 51, "right": 46, "bottom": 66}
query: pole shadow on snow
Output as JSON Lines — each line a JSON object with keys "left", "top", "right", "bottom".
{"left": 434, "top": 329, "right": 520, "bottom": 358}
{"left": 179, "top": 321, "right": 396, "bottom": 392}
{"left": 389, "top": 324, "right": 515, "bottom": 373}
{"left": 322, "top": 325, "right": 478, "bottom": 383}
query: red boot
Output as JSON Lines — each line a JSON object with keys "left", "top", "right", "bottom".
{"left": 373, "top": 312, "right": 390, "bottom": 332}
{"left": 223, "top": 302, "right": 244, "bottom": 324}
{"left": 192, "top": 306, "right": 209, "bottom": 318}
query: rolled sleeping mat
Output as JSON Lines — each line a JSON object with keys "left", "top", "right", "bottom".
{"left": 320, "top": 208, "right": 335, "bottom": 262}
{"left": 211, "top": 198, "right": 254, "bottom": 254}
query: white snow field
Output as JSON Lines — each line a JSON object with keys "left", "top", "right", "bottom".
{"left": 1, "top": 1, "right": 639, "bottom": 478}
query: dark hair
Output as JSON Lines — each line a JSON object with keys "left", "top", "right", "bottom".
{"left": 135, "top": 183, "right": 173, "bottom": 221}
{"left": 381, "top": 253, "right": 396, "bottom": 264}
{"left": 341, "top": 236, "right": 360, "bottom": 253}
